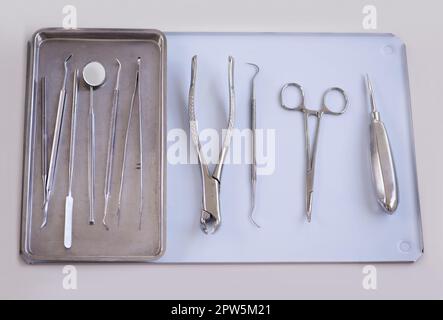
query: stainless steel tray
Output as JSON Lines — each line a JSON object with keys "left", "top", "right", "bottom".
{"left": 21, "top": 28, "right": 167, "bottom": 263}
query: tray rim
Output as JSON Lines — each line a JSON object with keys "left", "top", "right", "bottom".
{"left": 20, "top": 27, "right": 167, "bottom": 264}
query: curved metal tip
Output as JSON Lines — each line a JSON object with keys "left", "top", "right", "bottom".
{"left": 249, "top": 211, "right": 261, "bottom": 229}
{"left": 137, "top": 57, "right": 141, "bottom": 65}
{"left": 62, "top": 54, "right": 73, "bottom": 86}
{"left": 40, "top": 219, "right": 47, "bottom": 229}
{"left": 40, "top": 201, "right": 49, "bottom": 229}
{"left": 246, "top": 62, "right": 260, "bottom": 78}
{"left": 64, "top": 54, "right": 73, "bottom": 64}
{"left": 115, "top": 58, "right": 122, "bottom": 89}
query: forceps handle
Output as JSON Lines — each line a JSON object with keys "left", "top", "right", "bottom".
{"left": 213, "top": 56, "right": 235, "bottom": 181}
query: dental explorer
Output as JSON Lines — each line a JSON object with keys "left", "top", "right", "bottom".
{"left": 103, "top": 59, "right": 122, "bottom": 231}
{"left": 41, "top": 54, "right": 72, "bottom": 229}
{"left": 246, "top": 63, "right": 260, "bottom": 228}
{"left": 40, "top": 77, "right": 47, "bottom": 202}
{"left": 116, "top": 58, "right": 143, "bottom": 229}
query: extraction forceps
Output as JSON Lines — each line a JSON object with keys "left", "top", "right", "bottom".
{"left": 246, "top": 63, "right": 260, "bottom": 228}
{"left": 280, "top": 82, "right": 349, "bottom": 222}
{"left": 103, "top": 59, "right": 122, "bottom": 230}
{"left": 188, "top": 56, "right": 235, "bottom": 234}
{"left": 365, "top": 74, "right": 398, "bottom": 213}
{"left": 116, "top": 58, "right": 143, "bottom": 229}
{"left": 41, "top": 54, "right": 72, "bottom": 229}
{"left": 64, "top": 69, "right": 79, "bottom": 249}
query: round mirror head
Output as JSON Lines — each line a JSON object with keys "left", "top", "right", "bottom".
{"left": 82, "top": 61, "right": 106, "bottom": 88}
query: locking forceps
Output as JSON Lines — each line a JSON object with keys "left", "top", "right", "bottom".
{"left": 188, "top": 56, "right": 235, "bottom": 234}
{"left": 280, "top": 83, "right": 349, "bottom": 222}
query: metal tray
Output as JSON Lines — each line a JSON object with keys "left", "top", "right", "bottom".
{"left": 21, "top": 28, "right": 167, "bottom": 263}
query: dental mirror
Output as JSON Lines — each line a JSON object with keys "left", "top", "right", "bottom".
{"left": 83, "top": 61, "right": 106, "bottom": 88}
{"left": 82, "top": 61, "right": 106, "bottom": 225}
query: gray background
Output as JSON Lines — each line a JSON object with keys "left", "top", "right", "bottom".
{"left": 0, "top": 0, "right": 441, "bottom": 299}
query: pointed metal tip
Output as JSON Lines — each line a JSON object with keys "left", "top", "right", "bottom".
{"left": 249, "top": 215, "right": 261, "bottom": 229}
{"left": 249, "top": 203, "right": 261, "bottom": 228}
{"left": 246, "top": 62, "right": 260, "bottom": 74}
{"left": 40, "top": 219, "right": 47, "bottom": 229}
{"left": 116, "top": 207, "right": 121, "bottom": 226}
{"left": 41, "top": 202, "right": 49, "bottom": 228}
{"left": 365, "top": 73, "right": 372, "bottom": 89}
{"left": 65, "top": 54, "right": 73, "bottom": 63}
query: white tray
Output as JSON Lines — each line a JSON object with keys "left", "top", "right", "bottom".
{"left": 160, "top": 32, "right": 423, "bottom": 263}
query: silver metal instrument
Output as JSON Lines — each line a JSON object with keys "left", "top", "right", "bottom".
{"left": 280, "top": 82, "right": 349, "bottom": 222}
{"left": 40, "top": 77, "right": 48, "bottom": 202}
{"left": 365, "top": 74, "right": 398, "bottom": 213}
{"left": 41, "top": 54, "right": 72, "bottom": 229}
{"left": 188, "top": 55, "right": 235, "bottom": 234}
{"left": 136, "top": 58, "right": 144, "bottom": 231}
{"left": 83, "top": 61, "right": 106, "bottom": 225}
{"left": 103, "top": 59, "right": 122, "bottom": 231}
{"left": 116, "top": 58, "right": 143, "bottom": 229}
{"left": 64, "top": 69, "right": 79, "bottom": 249}
{"left": 246, "top": 63, "right": 260, "bottom": 228}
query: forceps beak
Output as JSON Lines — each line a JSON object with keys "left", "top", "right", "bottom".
{"left": 200, "top": 174, "right": 222, "bottom": 234}
{"left": 200, "top": 209, "right": 221, "bottom": 234}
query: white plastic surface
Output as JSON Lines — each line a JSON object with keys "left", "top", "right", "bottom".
{"left": 160, "top": 33, "right": 423, "bottom": 263}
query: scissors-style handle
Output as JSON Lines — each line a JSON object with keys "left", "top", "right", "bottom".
{"left": 321, "top": 87, "right": 349, "bottom": 115}
{"left": 280, "top": 83, "right": 305, "bottom": 111}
